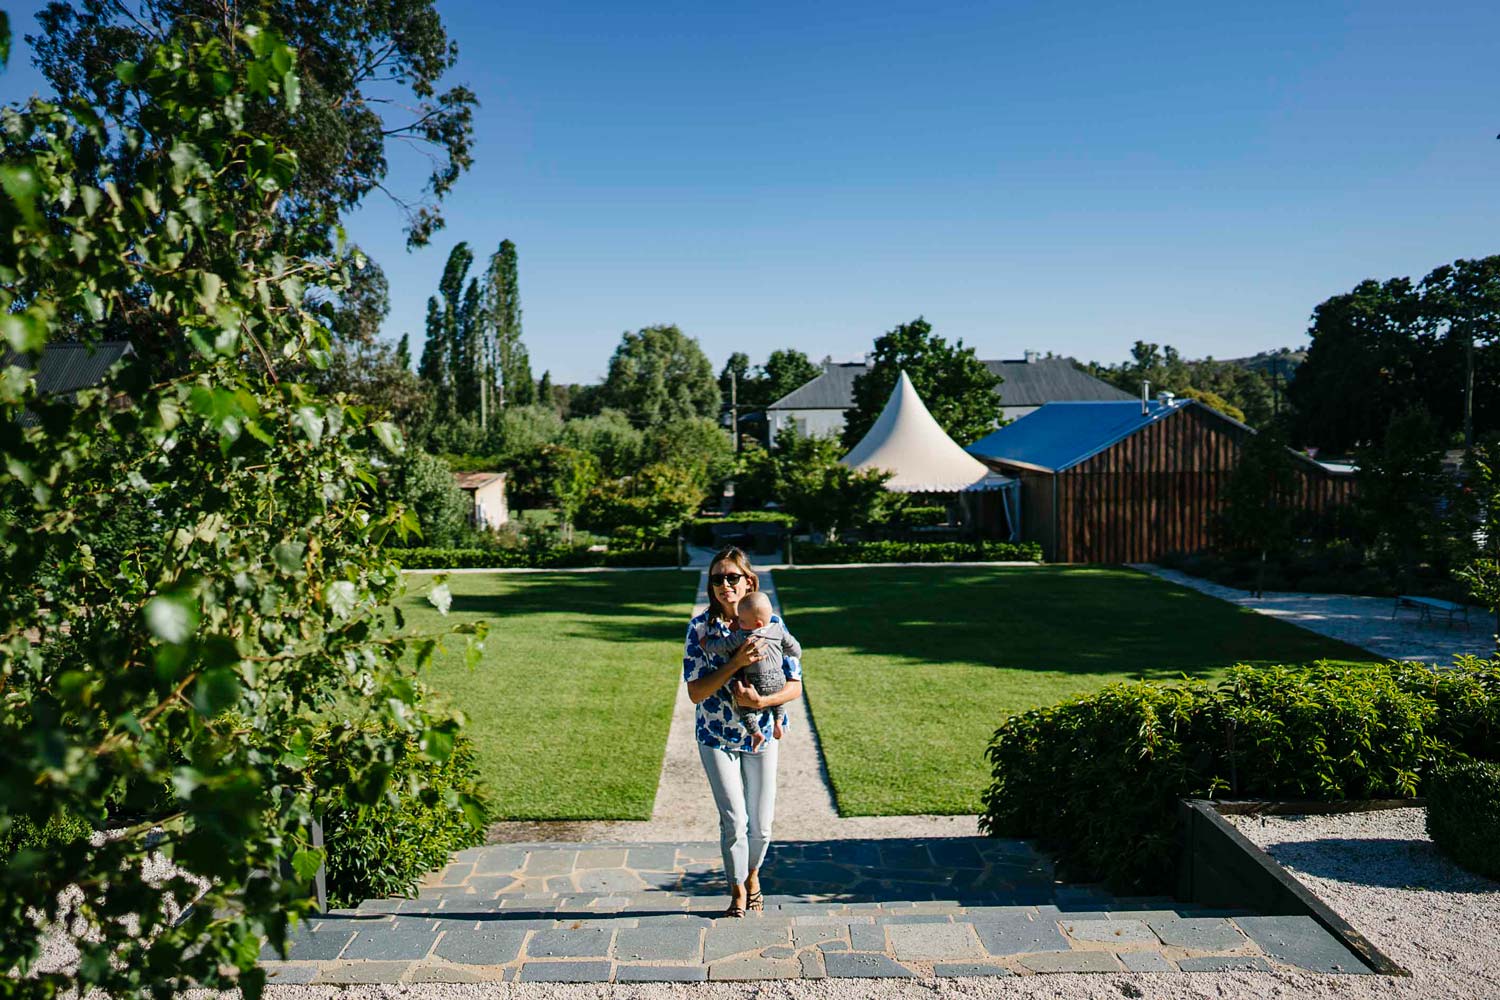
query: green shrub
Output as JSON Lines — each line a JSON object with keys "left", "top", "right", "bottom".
{"left": 891, "top": 505, "right": 949, "bottom": 528}
{"left": 319, "top": 731, "right": 492, "bottom": 907}
{"left": 797, "top": 540, "right": 1042, "bottom": 564}
{"left": 390, "top": 449, "right": 470, "bottom": 548}
{"left": 1426, "top": 757, "right": 1500, "bottom": 880}
{"left": 982, "top": 659, "right": 1499, "bottom": 891}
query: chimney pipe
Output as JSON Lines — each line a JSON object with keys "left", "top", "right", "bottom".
{"left": 1141, "top": 380, "right": 1150, "bottom": 416}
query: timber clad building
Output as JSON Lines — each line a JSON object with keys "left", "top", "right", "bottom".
{"left": 966, "top": 398, "right": 1356, "bottom": 563}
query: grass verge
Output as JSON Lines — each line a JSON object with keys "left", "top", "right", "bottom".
{"left": 398, "top": 570, "right": 691, "bottom": 820}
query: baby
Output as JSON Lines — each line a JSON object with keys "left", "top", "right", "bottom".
{"left": 703, "top": 592, "right": 801, "bottom": 751}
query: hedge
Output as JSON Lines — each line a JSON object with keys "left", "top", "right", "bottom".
{"left": 319, "top": 732, "right": 492, "bottom": 907}
{"left": 1426, "top": 758, "right": 1500, "bottom": 880}
{"left": 981, "top": 657, "right": 1500, "bottom": 891}
{"left": 886, "top": 505, "right": 948, "bottom": 528}
{"left": 687, "top": 513, "right": 796, "bottom": 547}
{"left": 796, "top": 540, "right": 1043, "bottom": 564}
{"left": 393, "top": 546, "right": 678, "bottom": 570}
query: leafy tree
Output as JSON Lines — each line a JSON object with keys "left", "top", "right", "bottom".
{"left": 491, "top": 405, "right": 564, "bottom": 508}
{"left": 563, "top": 381, "right": 606, "bottom": 419}
{"left": 496, "top": 404, "right": 564, "bottom": 460}
{"left": 1353, "top": 406, "right": 1457, "bottom": 580}
{"left": 844, "top": 318, "right": 1001, "bottom": 449}
{"left": 1289, "top": 257, "right": 1500, "bottom": 453}
{"left": 390, "top": 450, "right": 469, "bottom": 548}
{"left": 536, "top": 370, "right": 556, "bottom": 412}
{"left": 0, "top": 28, "right": 480, "bottom": 1000}
{"left": 559, "top": 409, "right": 645, "bottom": 478}
{"left": 776, "top": 432, "right": 895, "bottom": 540}
{"left": 328, "top": 256, "right": 391, "bottom": 347}
{"left": 1287, "top": 279, "right": 1426, "bottom": 454}
{"left": 549, "top": 445, "right": 601, "bottom": 542}
{"left": 600, "top": 324, "right": 719, "bottom": 426}
{"left": 484, "top": 239, "right": 533, "bottom": 408}
{"left": 718, "top": 348, "right": 820, "bottom": 421}
{"left": 761, "top": 348, "right": 821, "bottom": 405}
{"left": 645, "top": 417, "right": 736, "bottom": 493}
{"left": 718, "top": 352, "right": 753, "bottom": 407}
{"left": 1216, "top": 428, "right": 1298, "bottom": 596}
{"left": 1180, "top": 387, "right": 1245, "bottom": 423}
{"left": 730, "top": 439, "right": 782, "bottom": 510}
{"left": 576, "top": 463, "right": 704, "bottom": 548}
{"left": 419, "top": 243, "right": 477, "bottom": 420}
{"left": 1085, "top": 342, "right": 1276, "bottom": 429}
{"left": 419, "top": 241, "right": 537, "bottom": 436}
{"left": 310, "top": 337, "right": 433, "bottom": 434}
{"left": 30, "top": 0, "right": 476, "bottom": 249}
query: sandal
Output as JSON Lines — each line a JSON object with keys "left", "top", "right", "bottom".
{"left": 746, "top": 887, "right": 764, "bottom": 912}
{"left": 722, "top": 901, "right": 746, "bottom": 918}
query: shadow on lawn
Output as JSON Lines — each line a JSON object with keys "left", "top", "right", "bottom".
{"left": 772, "top": 565, "right": 1374, "bottom": 678}
{"left": 400, "top": 571, "right": 696, "bottom": 648}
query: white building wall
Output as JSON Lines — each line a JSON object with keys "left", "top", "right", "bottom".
{"left": 767, "top": 408, "right": 848, "bottom": 442}
{"left": 472, "top": 479, "right": 509, "bottom": 530}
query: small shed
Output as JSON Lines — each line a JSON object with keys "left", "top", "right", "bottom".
{"left": 452, "top": 472, "right": 509, "bottom": 530}
{"left": 841, "top": 371, "right": 1019, "bottom": 539}
{"left": 965, "top": 398, "right": 1355, "bottom": 563}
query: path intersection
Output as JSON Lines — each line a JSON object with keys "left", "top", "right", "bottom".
{"left": 260, "top": 568, "right": 1380, "bottom": 984}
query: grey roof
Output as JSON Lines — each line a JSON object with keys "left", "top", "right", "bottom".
{"left": 766, "top": 357, "right": 1131, "bottom": 411}
{"left": 982, "top": 358, "right": 1134, "bottom": 406}
{"left": 2, "top": 341, "right": 134, "bottom": 396}
{"left": 767, "top": 361, "right": 868, "bottom": 410}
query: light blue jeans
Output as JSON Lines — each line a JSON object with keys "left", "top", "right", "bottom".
{"left": 698, "top": 739, "right": 779, "bottom": 887}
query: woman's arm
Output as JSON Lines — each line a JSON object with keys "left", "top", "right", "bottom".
{"left": 686, "top": 637, "right": 764, "bottom": 705}
{"left": 733, "top": 677, "right": 802, "bottom": 710}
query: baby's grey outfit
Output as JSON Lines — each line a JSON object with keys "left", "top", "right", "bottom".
{"left": 703, "top": 622, "right": 802, "bottom": 741}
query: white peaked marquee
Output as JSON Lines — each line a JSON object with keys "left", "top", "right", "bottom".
{"left": 841, "top": 370, "right": 1014, "bottom": 495}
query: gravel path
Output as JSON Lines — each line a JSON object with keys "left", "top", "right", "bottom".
{"left": 1132, "top": 565, "right": 1496, "bottom": 664}
{"left": 1228, "top": 807, "right": 1500, "bottom": 999}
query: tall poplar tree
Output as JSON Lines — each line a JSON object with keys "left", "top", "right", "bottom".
{"left": 419, "top": 243, "right": 477, "bottom": 420}
{"left": 486, "top": 240, "right": 534, "bottom": 407}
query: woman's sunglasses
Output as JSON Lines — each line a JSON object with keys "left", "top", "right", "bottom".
{"left": 709, "top": 573, "right": 745, "bottom": 587}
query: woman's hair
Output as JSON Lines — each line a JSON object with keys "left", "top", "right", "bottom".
{"left": 706, "top": 545, "right": 759, "bottom": 623}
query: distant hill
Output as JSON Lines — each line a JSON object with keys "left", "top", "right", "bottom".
{"left": 1225, "top": 348, "right": 1306, "bottom": 377}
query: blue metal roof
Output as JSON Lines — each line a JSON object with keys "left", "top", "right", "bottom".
{"left": 965, "top": 400, "right": 1185, "bottom": 472}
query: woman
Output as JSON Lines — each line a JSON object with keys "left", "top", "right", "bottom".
{"left": 682, "top": 546, "right": 803, "bottom": 918}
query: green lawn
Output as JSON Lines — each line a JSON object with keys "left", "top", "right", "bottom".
{"left": 772, "top": 565, "right": 1382, "bottom": 817}
{"left": 397, "top": 570, "right": 692, "bottom": 820}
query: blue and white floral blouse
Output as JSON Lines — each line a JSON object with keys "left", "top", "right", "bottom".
{"left": 683, "top": 609, "right": 802, "bottom": 753}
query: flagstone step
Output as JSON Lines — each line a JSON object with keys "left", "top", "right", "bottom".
{"left": 260, "top": 839, "right": 1375, "bottom": 983}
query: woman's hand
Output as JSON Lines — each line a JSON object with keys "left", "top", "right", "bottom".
{"left": 732, "top": 679, "right": 767, "bottom": 709}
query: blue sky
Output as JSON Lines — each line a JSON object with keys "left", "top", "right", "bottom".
{"left": 4, "top": 1, "right": 1498, "bottom": 384}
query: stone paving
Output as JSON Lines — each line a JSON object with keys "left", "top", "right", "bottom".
{"left": 259, "top": 839, "right": 1377, "bottom": 984}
